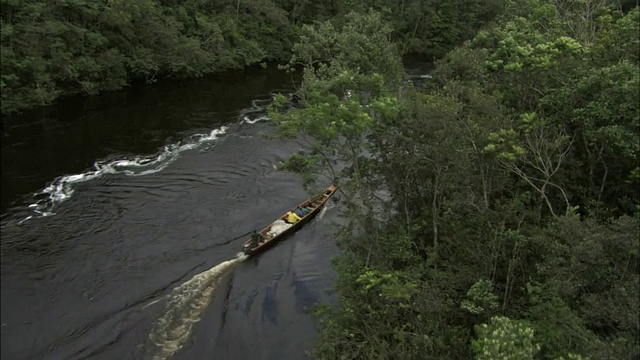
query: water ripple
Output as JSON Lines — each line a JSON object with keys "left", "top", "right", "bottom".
{"left": 19, "top": 127, "right": 228, "bottom": 222}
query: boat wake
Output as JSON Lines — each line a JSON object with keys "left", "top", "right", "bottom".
{"left": 146, "top": 252, "right": 248, "bottom": 360}
{"left": 316, "top": 202, "right": 333, "bottom": 221}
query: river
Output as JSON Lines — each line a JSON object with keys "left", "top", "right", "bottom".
{"left": 1, "top": 64, "right": 342, "bottom": 360}
{"left": 0, "top": 57, "right": 433, "bottom": 359}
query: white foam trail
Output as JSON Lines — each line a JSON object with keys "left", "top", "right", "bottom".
{"left": 22, "top": 126, "right": 228, "bottom": 222}
{"left": 316, "top": 205, "right": 327, "bottom": 220}
{"left": 17, "top": 91, "right": 286, "bottom": 223}
{"left": 241, "top": 115, "right": 269, "bottom": 124}
{"left": 147, "top": 253, "right": 248, "bottom": 360}
{"left": 316, "top": 203, "right": 333, "bottom": 221}
{"left": 17, "top": 215, "right": 33, "bottom": 225}
{"left": 142, "top": 297, "right": 166, "bottom": 310}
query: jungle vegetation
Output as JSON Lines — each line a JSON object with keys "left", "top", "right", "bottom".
{"left": 268, "top": 0, "right": 640, "bottom": 359}
{"left": 3, "top": 0, "right": 638, "bottom": 358}
{"left": 1, "top": 0, "right": 498, "bottom": 114}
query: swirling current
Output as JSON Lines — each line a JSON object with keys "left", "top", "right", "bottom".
{"left": 0, "top": 65, "right": 341, "bottom": 360}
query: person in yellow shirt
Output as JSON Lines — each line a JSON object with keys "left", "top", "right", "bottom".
{"left": 286, "top": 210, "right": 301, "bottom": 224}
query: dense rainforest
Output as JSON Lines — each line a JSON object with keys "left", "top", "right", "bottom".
{"left": 0, "top": 0, "right": 499, "bottom": 114}
{"left": 2, "top": 0, "right": 638, "bottom": 359}
{"left": 267, "top": 0, "right": 640, "bottom": 359}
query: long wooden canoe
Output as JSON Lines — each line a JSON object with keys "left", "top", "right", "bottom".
{"left": 241, "top": 184, "right": 338, "bottom": 256}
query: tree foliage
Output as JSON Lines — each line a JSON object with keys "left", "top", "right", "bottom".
{"left": 271, "top": 2, "right": 639, "bottom": 359}
{"left": 4, "top": 0, "right": 637, "bottom": 358}
{"left": 1, "top": 0, "right": 501, "bottom": 114}
{"left": 0, "top": 0, "right": 297, "bottom": 113}
{"left": 472, "top": 316, "right": 540, "bottom": 360}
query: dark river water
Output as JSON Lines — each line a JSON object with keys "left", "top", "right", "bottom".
{"left": 1, "top": 65, "right": 343, "bottom": 360}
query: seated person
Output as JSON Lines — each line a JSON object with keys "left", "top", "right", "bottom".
{"left": 286, "top": 210, "right": 302, "bottom": 224}
{"left": 250, "top": 230, "right": 262, "bottom": 247}
{"left": 294, "top": 207, "right": 310, "bottom": 217}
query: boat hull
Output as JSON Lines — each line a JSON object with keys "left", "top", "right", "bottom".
{"left": 241, "top": 185, "right": 337, "bottom": 256}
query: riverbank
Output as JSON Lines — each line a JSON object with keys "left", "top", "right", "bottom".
{"left": 1, "top": 0, "right": 500, "bottom": 116}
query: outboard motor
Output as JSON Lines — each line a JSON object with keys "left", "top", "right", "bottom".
{"left": 242, "top": 242, "right": 253, "bottom": 255}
